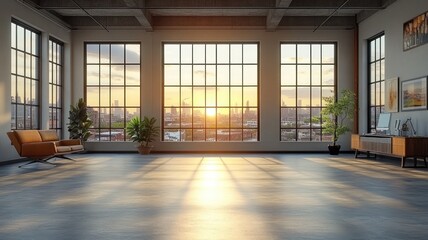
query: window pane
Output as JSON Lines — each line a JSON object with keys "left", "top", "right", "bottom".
{"left": 281, "top": 65, "right": 296, "bottom": 85}
{"left": 163, "top": 43, "right": 259, "bottom": 141}
{"left": 164, "top": 44, "right": 180, "bottom": 64}
{"left": 281, "top": 44, "right": 296, "bottom": 64}
{"left": 297, "top": 44, "right": 310, "bottom": 63}
{"left": 87, "top": 44, "right": 99, "bottom": 63}
{"left": 85, "top": 43, "right": 140, "bottom": 140}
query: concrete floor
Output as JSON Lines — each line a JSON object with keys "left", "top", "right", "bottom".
{"left": 0, "top": 153, "right": 428, "bottom": 240}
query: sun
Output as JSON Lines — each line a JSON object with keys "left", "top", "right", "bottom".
{"left": 206, "top": 108, "right": 216, "bottom": 117}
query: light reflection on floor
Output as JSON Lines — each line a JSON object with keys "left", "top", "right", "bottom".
{"left": 0, "top": 153, "right": 428, "bottom": 239}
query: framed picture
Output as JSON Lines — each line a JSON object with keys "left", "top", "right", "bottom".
{"left": 401, "top": 76, "right": 428, "bottom": 111}
{"left": 385, "top": 77, "right": 399, "bottom": 112}
{"left": 403, "top": 10, "right": 428, "bottom": 51}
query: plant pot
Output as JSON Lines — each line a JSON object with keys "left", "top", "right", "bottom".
{"left": 137, "top": 145, "right": 153, "bottom": 155}
{"left": 328, "top": 145, "right": 341, "bottom": 155}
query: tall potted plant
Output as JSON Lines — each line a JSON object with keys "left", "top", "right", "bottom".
{"left": 126, "top": 116, "right": 160, "bottom": 154}
{"left": 321, "top": 89, "right": 355, "bottom": 155}
{"left": 68, "top": 98, "right": 92, "bottom": 142}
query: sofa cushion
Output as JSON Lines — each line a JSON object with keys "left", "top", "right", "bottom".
{"left": 56, "top": 146, "right": 72, "bottom": 153}
{"left": 14, "top": 130, "right": 42, "bottom": 144}
{"left": 39, "top": 130, "right": 59, "bottom": 142}
{"left": 70, "top": 145, "right": 84, "bottom": 151}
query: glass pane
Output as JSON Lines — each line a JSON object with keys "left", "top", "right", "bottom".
{"left": 193, "top": 87, "right": 205, "bottom": 107}
{"left": 370, "top": 63, "right": 376, "bottom": 83}
{"left": 243, "top": 108, "right": 257, "bottom": 128}
{"left": 193, "top": 44, "right": 205, "bottom": 64}
{"left": 312, "top": 129, "right": 321, "bottom": 141}
{"left": 193, "top": 129, "right": 205, "bottom": 141}
{"left": 164, "top": 108, "right": 180, "bottom": 128}
{"left": 11, "top": 75, "right": 16, "bottom": 103}
{"left": 87, "top": 87, "right": 99, "bottom": 106}
{"left": 17, "top": 26, "right": 25, "bottom": 51}
{"left": 380, "top": 81, "right": 385, "bottom": 106}
{"left": 126, "top": 44, "right": 140, "bottom": 63}
{"left": 181, "top": 129, "right": 192, "bottom": 142}
{"left": 11, "top": 23, "right": 16, "bottom": 49}
{"left": 322, "top": 87, "right": 334, "bottom": 106}
{"left": 193, "top": 65, "right": 205, "bottom": 85}
{"left": 281, "top": 108, "right": 296, "bottom": 128}
{"left": 231, "top": 44, "right": 242, "bottom": 63}
{"left": 164, "top": 87, "right": 180, "bottom": 106}
{"left": 312, "top": 87, "right": 321, "bottom": 107}
{"left": 297, "top": 65, "right": 310, "bottom": 85}
{"left": 281, "top": 129, "right": 296, "bottom": 141}
{"left": 380, "top": 36, "right": 385, "bottom": 59}
{"left": 181, "top": 65, "right": 192, "bottom": 85}
{"left": 111, "top": 44, "right": 124, "bottom": 64}
{"left": 181, "top": 44, "right": 192, "bottom": 64}
{"left": 25, "top": 30, "right": 31, "bottom": 53}
{"left": 217, "top": 44, "right": 229, "bottom": 64}
{"left": 126, "top": 87, "right": 140, "bottom": 106}
{"left": 217, "top": 129, "right": 229, "bottom": 141}
{"left": 297, "top": 129, "right": 310, "bottom": 141}
{"left": 281, "top": 44, "right": 296, "bottom": 64}
{"left": 243, "top": 65, "right": 257, "bottom": 85}
{"left": 370, "top": 40, "right": 376, "bottom": 62}
{"left": 231, "top": 108, "right": 242, "bottom": 128}
{"left": 100, "top": 44, "right": 110, "bottom": 64}
{"left": 322, "top": 44, "right": 335, "bottom": 63}
{"left": 297, "top": 44, "right": 310, "bottom": 63}
{"left": 230, "top": 129, "right": 243, "bottom": 141}
{"left": 370, "top": 84, "right": 376, "bottom": 105}
{"left": 217, "top": 87, "right": 229, "bottom": 107}
{"left": 217, "top": 65, "right": 229, "bottom": 85}
{"left": 126, "top": 65, "right": 140, "bottom": 85}
{"left": 111, "top": 108, "right": 124, "bottom": 128}
{"left": 86, "top": 44, "right": 99, "bottom": 63}
{"left": 181, "top": 87, "right": 193, "bottom": 106}
{"left": 230, "top": 87, "right": 242, "bottom": 107}
{"left": 217, "top": 108, "right": 229, "bottom": 128}
{"left": 375, "top": 38, "right": 380, "bottom": 60}
{"left": 281, "top": 65, "right": 296, "bottom": 85}
{"left": 206, "top": 129, "right": 216, "bottom": 141}
{"left": 311, "top": 44, "right": 321, "bottom": 64}
{"left": 243, "top": 87, "right": 257, "bottom": 107}
{"left": 126, "top": 107, "right": 140, "bottom": 120}
{"left": 206, "top": 65, "right": 216, "bottom": 85}
{"left": 11, "top": 49, "right": 16, "bottom": 74}
{"left": 100, "top": 65, "right": 110, "bottom": 85}
{"left": 17, "top": 51, "right": 24, "bottom": 76}
{"left": 243, "top": 129, "right": 257, "bottom": 141}
{"left": 312, "top": 65, "right": 321, "bottom": 85}
{"left": 231, "top": 65, "right": 242, "bottom": 85}
{"left": 100, "top": 87, "right": 110, "bottom": 106}
{"left": 165, "top": 65, "right": 180, "bottom": 85}
{"left": 281, "top": 87, "right": 296, "bottom": 107}
{"left": 380, "top": 60, "right": 385, "bottom": 80}
{"left": 111, "top": 65, "right": 124, "bottom": 85}
{"left": 206, "top": 87, "right": 216, "bottom": 107}
{"left": 25, "top": 54, "right": 31, "bottom": 78}
{"left": 297, "top": 87, "right": 310, "bottom": 106}
{"left": 206, "top": 44, "right": 216, "bottom": 64}
{"left": 322, "top": 65, "right": 335, "bottom": 85}
{"left": 376, "top": 61, "right": 380, "bottom": 81}
{"left": 164, "top": 44, "right": 180, "bottom": 64}
{"left": 16, "top": 77, "right": 24, "bottom": 103}
{"left": 206, "top": 108, "right": 216, "bottom": 128}
{"left": 181, "top": 108, "right": 192, "bottom": 128}
{"left": 86, "top": 65, "right": 99, "bottom": 85}
{"left": 243, "top": 44, "right": 258, "bottom": 64}
{"left": 193, "top": 108, "right": 205, "bottom": 128}
{"left": 297, "top": 108, "right": 310, "bottom": 128}
{"left": 111, "top": 129, "right": 125, "bottom": 141}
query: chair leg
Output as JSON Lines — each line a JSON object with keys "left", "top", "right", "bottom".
{"left": 18, "top": 160, "right": 38, "bottom": 168}
{"left": 18, "top": 159, "right": 56, "bottom": 168}
{"left": 55, "top": 155, "right": 76, "bottom": 161}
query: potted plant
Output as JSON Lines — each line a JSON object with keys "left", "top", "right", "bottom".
{"left": 68, "top": 98, "right": 92, "bottom": 142}
{"left": 126, "top": 116, "right": 160, "bottom": 154}
{"left": 320, "top": 89, "right": 355, "bottom": 155}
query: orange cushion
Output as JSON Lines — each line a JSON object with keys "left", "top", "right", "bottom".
{"left": 14, "top": 130, "right": 42, "bottom": 144}
{"left": 39, "top": 130, "right": 59, "bottom": 142}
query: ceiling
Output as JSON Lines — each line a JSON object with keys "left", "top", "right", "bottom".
{"left": 21, "top": 0, "right": 397, "bottom": 31}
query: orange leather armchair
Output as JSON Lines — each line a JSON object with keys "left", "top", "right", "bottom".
{"left": 7, "top": 130, "right": 84, "bottom": 167}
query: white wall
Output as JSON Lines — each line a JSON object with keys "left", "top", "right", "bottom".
{"left": 72, "top": 29, "right": 354, "bottom": 153}
{"left": 359, "top": 0, "right": 428, "bottom": 135}
{"left": 0, "top": 0, "right": 71, "bottom": 162}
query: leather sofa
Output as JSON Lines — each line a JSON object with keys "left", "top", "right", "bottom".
{"left": 7, "top": 130, "right": 84, "bottom": 167}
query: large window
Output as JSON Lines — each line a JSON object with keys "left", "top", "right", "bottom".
{"left": 85, "top": 43, "right": 141, "bottom": 141}
{"left": 11, "top": 19, "right": 40, "bottom": 130}
{"left": 368, "top": 34, "right": 385, "bottom": 132}
{"left": 49, "top": 38, "right": 63, "bottom": 137}
{"left": 163, "top": 43, "right": 259, "bottom": 142}
{"left": 280, "top": 43, "right": 336, "bottom": 142}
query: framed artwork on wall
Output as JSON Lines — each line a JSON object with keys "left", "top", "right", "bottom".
{"left": 403, "top": 10, "right": 428, "bottom": 51}
{"left": 385, "top": 77, "right": 399, "bottom": 112}
{"left": 401, "top": 76, "right": 428, "bottom": 111}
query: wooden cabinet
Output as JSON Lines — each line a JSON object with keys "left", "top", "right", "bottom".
{"left": 351, "top": 134, "right": 428, "bottom": 168}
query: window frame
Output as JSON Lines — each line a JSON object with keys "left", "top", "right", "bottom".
{"left": 162, "top": 42, "right": 260, "bottom": 142}
{"left": 280, "top": 42, "right": 337, "bottom": 142}
{"left": 84, "top": 42, "right": 141, "bottom": 142}
{"left": 367, "top": 32, "right": 385, "bottom": 133}
{"left": 48, "top": 37, "right": 64, "bottom": 138}
{"left": 10, "top": 18, "right": 41, "bottom": 130}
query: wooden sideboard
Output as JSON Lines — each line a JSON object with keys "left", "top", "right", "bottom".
{"left": 351, "top": 134, "right": 428, "bottom": 168}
